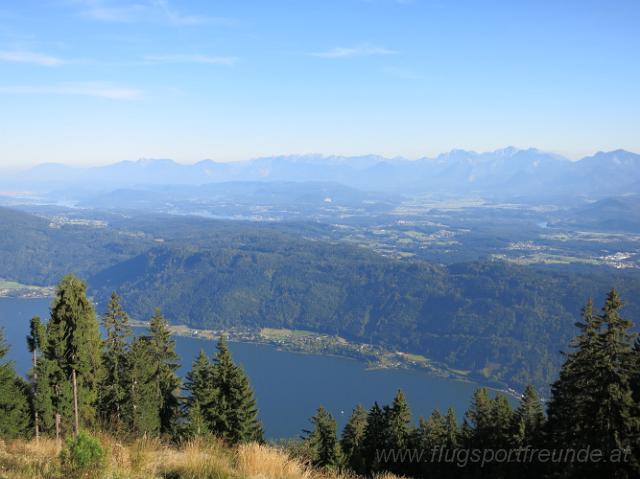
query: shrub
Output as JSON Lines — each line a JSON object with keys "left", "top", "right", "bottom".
{"left": 60, "top": 432, "right": 105, "bottom": 478}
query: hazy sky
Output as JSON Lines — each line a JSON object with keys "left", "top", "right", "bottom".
{"left": 0, "top": 0, "right": 639, "bottom": 167}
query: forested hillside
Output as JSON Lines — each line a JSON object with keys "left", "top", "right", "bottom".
{"left": 88, "top": 244, "right": 640, "bottom": 391}
{"left": 2, "top": 206, "right": 640, "bottom": 391}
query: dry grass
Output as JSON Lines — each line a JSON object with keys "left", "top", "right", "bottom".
{"left": 0, "top": 437, "right": 61, "bottom": 479}
{"left": 236, "top": 443, "right": 317, "bottom": 479}
{"left": 1, "top": 435, "right": 403, "bottom": 479}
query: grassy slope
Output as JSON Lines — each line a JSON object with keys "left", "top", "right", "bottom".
{"left": 0, "top": 435, "right": 399, "bottom": 479}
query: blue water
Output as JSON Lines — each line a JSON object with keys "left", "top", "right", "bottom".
{"left": 0, "top": 297, "right": 483, "bottom": 439}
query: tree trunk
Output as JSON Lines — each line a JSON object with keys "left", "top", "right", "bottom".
{"left": 72, "top": 368, "right": 79, "bottom": 436}
{"left": 32, "top": 349, "right": 39, "bottom": 443}
{"left": 55, "top": 412, "right": 61, "bottom": 451}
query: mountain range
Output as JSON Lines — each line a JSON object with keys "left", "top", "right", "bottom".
{"left": 4, "top": 148, "right": 640, "bottom": 200}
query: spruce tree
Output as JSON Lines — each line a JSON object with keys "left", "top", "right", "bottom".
{"left": 183, "top": 350, "right": 215, "bottom": 437}
{"left": 444, "top": 407, "right": 458, "bottom": 449}
{"left": 383, "top": 389, "right": 412, "bottom": 450}
{"left": 209, "top": 336, "right": 263, "bottom": 444}
{"left": 32, "top": 353, "right": 55, "bottom": 435}
{"left": 0, "top": 328, "right": 30, "bottom": 439}
{"left": 547, "top": 291, "right": 640, "bottom": 478}
{"left": 124, "top": 336, "right": 161, "bottom": 435}
{"left": 464, "top": 387, "right": 492, "bottom": 448}
{"left": 340, "top": 404, "right": 368, "bottom": 473}
{"left": 546, "top": 299, "right": 600, "bottom": 450}
{"left": 149, "top": 308, "right": 180, "bottom": 435}
{"left": 362, "top": 402, "right": 386, "bottom": 474}
{"left": 489, "top": 393, "right": 514, "bottom": 449}
{"left": 26, "top": 316, "right": 46, "bottom": 440}
{"left": 99, "top": 292, "right": 132, "bottom": 429}
{"left": 411, "top": 410, "right": 447, "bottom": 478}
{"left": 45, "top": 275, "right": 103, "bottom": 435}
{"left": 306, "top": 406, "right": 340, "bottom": 468}
{"left": 513, "top": 384, "right": 545, "bottom": 446}
{"left": 589, "top": 290, "right": 639, "bottom": 477}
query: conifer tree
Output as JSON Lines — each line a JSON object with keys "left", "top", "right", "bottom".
{"left": 26, "top": 316, "right": 46, "bottom": 440}
{"left": 513, "top": 384, "right": 545, "bottom": 445}
{"left": 362, "top": 402, "right": 386, "bottom": 474}
{"left": 546, "top": 299, "right": 600, "bottom": 450}
{"left": 32, "top": 353, "right": 55, "bottom": 435}
{"left": 45, "top": 275, "right": 103, "bottom": 435}
{"left": 464, "top": 388, "right": 492, "bottom": 448}
{"left": 413, "top": 409, "right": 446, "bottom": 451}
{"left": 340, "top": 404, "right": 368, "bottom": 473}
{"left": 547, "top": 291, "right": 640, "bottom": 478}
{"left": 0, "top": 328, "right": 30, "bottom": 439}
{"left": 411, "top": 410, "right": 447, "bottom": 478}
{"left": 444, "top": 407, "right": 458, "bottom": 449}
{"left": 489, "top": 394, "right": 514, "bottom": 449}
{"left": 183, "top": 350, "right": 215, "bottom": 437}
{"left": 306, "top": 406, "right": 340, "bottom": 468}
{"left": 125, "top": 336, "right": 161, "bottom": 435}
{"left": 149, "top": 308, "right": 180, "bottom": 435}
{"left": 209, "top": 336, "right": 263, "bottom": 444}
{"left": 98, "top": 292, "right": 132, "bottom": 429}
{"left": 383, "top": 389, "right": 412, "bottom": 450}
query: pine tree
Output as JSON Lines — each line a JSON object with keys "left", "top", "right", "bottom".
{"left": 209, "top": 336, "right": 263, "bottom": 444}
{"left": 0, "top": 327, "right": 30, "bottom": 439}
{"left": 489, "top": 393, "right": 514, "bottom": 449}
{"left": 513, "top": 384, "right": 545, "bottom": 446}
{"left": 547, "top": 291, "right": 640, "bottom": 478}
{"left": 183, "top": 350, "right": 215, "bottom": 437}
{"left": 464, "top": 387, "right": 492, "bottom": 448}
{"left": 444, "top": 407, "right": 458, "bottom": 449}
{"left": 546, "top": 298, "right": 600, "bottom": 450}
{"left": 125, "top": 336, "right": 161, "bottom": 435}
{"left": 306, "top": 406, "right": 340, "bottom": 468}
{"left": 411, "top": 410, "right": 447, "bottom": 478}
{"left": 383, "top": 389, "right": 412, "bottom": 450}
{"left": 149, "top": 308, "right": 180, "bottom": 435}
{"left": 45, "top": 275, "right": 103, "bottom": 435}
{"left": 589, "top": 290, "right": 639, "bottom": 477}
{"left": 26, "top": 316, "right": 46, "bottom": 440}
{"left": 341, "top": 404, "right": 368, "bottom": 473}
{"left": 32, "top": 354, "right": 55, "bottom": 435}
{"left": 362, "top": 402, "right": 386, "bottom": 474}
{"left": 98, "top": 292, "right": 132, "bottom": 429}
{"left": 413, "top": 409, "right": 446, "bottom": 450}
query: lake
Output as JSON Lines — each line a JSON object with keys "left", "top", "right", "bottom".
{"left": 0, "top": 297, "right": 484, "bottom": 439}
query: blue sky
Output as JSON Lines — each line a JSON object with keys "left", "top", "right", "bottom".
{"left": 0, "top": 0, "right": 639, "bottom": 167}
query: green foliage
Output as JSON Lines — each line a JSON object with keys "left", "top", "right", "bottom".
{"left": 513, "top": 384, "right": 545, "bottom": 446}
{"left": 382, "top": 389, "right": 413, "bottom": 475}
{"left": 361, "top": 402, "right": 386, "bottom": 473}
{"left": 547, "top": 290, "right": 640, "bottom": 478}
{"left": 45, "top": 275, "right": 103, "bottom": 432}
{"left": 98, "top": 292, "right": 132, "bottom": 429}
{"left": 60, "top": 431, "right": 105, "bottom": 478}
{"left": 124, "top": 336, "right": 161, "bottom": 435}
{"left": 91, "top": 243, "right": 640, "bottom": 392}
{"left": 305, "top": 406, "right": 340, "bottom": 469}
{"left": 149, "top": 308, "right": 181, "bottom": 435}
{"left": 3, "top": 205, "right": 640, "bottom": 393}
{"left": 0, "top": 328, "right": 31, "bottom": 439}
{"left": 183, "top": 337, "right": 263, "bottom": 444}
{"left": 340, "top": 404, "right": 368, "bottom": 474}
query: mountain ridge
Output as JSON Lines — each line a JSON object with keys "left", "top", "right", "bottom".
{"left": 3, "top": 148, "right": 639, "bottom": 199}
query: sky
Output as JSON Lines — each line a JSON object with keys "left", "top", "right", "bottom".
{"left": 0, "top": 0, "right": 639, "bottom": 168}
